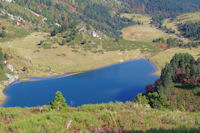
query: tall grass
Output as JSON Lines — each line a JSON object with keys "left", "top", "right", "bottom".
{"left": 0, "top": 102, "right": 199, "bottom": 132}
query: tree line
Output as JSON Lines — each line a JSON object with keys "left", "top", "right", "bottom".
{"left": 135, "top": 53, "right": 200, "bottom": 111}
{"left": 178, "top": 22, "right": 200, "bottom": 41}
{"left": 125, "top": 0, "right": 200, "bottom": 27}
{"left": 153, "top": 37, "right": 200, "bottom": 48}
{"left": 12, "top": 0, "right": 137, "bottom": 38}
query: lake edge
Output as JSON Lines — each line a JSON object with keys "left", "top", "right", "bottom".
{"left": 1, "top": 58, "right": 159, "bottom": 107}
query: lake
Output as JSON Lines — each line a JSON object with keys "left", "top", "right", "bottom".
{"left": 2, "top": 59, "right": 159, "bottom": 107}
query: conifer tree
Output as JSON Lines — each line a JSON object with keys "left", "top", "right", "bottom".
{"left": 49, "top": 91, "right": 68, "bottom": 110}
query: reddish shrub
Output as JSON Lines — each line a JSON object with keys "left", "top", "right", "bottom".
{"left": 189, "top": 105, "right": 194, "bottom": 112}
{"left": 145, "top": 84, "right": 154, "bottom": 92}
{"left": 174, "top": 89, "right": 179, "bottom": 95}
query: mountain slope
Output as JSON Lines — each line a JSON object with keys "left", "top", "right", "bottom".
{"left": 0, "top": 103, "right": 200, "bottom": 132}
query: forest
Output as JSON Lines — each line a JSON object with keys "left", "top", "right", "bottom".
{"left": 3, "top": 0, "right": 200, "bottom": 38}
{"left": 11, "top": 0, "right": 136, "bottom": 37}
{"left": 136, "top": 53, "right": 200, "bottom": 111}
{"left": 178, "top": 22, "right": 200, "bottom": 40}
{"left": 126, "top": 0, "right": 200, "bottom": 26}
{"left": 78, "top": 3, "right": 137, "bottom": 37}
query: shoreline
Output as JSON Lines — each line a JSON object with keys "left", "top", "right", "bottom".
{"left": 0, "top": 72, "right": 83, "bottom": 106}
{"left": 0, "top": 79, "right": 20, "bottom": 106}
{"left": 0, "top": 57, "right": 160, "bottom": 107}
{"left": 0, "top": 88, "right": 6, "bottom": 106}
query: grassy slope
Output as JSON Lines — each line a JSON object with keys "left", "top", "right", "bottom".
{"left": 121, "top": 13, "right": 174, "bottom": 42}
{"left": 0, "top": 18, "right": 30, "bottom": 42}
{"left": 121, "top": 24, "right": 169, "bottom": 42}
{"left": 4, "top": 12, "right": 200, "bottom": 78}
{"left": 0, "top": 32, "right": 149, "bottom": 78}
{"left": 162, "top": 11, "right": 200, "bottom": 42}
{"left": 121, "top": 13, "right": 200, "bottom": 75}
{"left": 120, "top": 13, "right": 151, "bottom": 25}
{"left": 0, "top": 103, "right": 200, "bottom": 133}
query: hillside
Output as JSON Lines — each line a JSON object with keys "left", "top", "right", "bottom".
{"left": 162, "top": 12, "right": 200, "bottom": 42}
{"left": 0, "top": 103, "right": 200, "bottom": 132}
{"left": 0, "top": 32, "right": 149, "bottom": 78}
{"left": 9, "top": 0, "right": 137, "bottom": 38}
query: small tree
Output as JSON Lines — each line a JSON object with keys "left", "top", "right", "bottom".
{"left": 147, "top": 92, "right": 167, "bottom": 109}
{"left": 4, "top": 53, "right": 9, "bottom": 60}
{"left": 0, "top": 30, "right": 6, "bottom": 38}
{"left": 50, "top": 29, "right": 57, "bottom": 36}
{"left": 134, "top": 93, "right": 149, "bottom": 105}
{"left": 2, "top": 26, "right": 6, "bottom": 31}
{"left": 86, "top": 24, "right": 91, "bottom": 30}
{"left": 49, "top": 91, "right": 69, "bottom": 110}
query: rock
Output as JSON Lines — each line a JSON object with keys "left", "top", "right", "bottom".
{"left": 91, "top": 31, "right": 101, "bottom": 39}
{"left": 119, "top": 59, "right": 124, "bottom": 63}
{"left": 5, "top": 73, "right": 18, "bottom": 85}
{"left": 6, "top": 64, "right": 14, "bottom": 72}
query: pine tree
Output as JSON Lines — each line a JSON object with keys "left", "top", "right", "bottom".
{"left": 49, "top": 91, "right": 68, "bottom": 110}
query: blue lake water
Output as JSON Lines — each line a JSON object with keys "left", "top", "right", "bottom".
{"left": 2, "top": 59, "right": 159, "bottom": 107}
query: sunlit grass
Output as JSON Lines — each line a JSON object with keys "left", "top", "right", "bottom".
{"left": 0, "top": 103, "right": 199, "bottom": 132}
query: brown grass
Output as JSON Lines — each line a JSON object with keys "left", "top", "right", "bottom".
{"left": 0, "top": 32, "right": 148, "bottom": 77}
{"left": 121, "top": 24, "right": 169, "bottom": 42}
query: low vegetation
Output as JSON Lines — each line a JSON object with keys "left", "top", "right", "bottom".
{"left": 0, "top": 99, "right": 199, "bottom": 132}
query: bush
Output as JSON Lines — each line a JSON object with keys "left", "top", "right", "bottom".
{"left": 0, "top": 31, "right": 6, "bottom": 38}
{"left": 134, "top": 93, "right": 149, "bottom": 105}
{"left": 147, "top": 92, "right": 167, "bottom": 108}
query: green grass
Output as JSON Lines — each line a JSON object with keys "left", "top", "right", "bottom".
{"left": 0, "top": 19, "right": 30, "bottom": 42}
{"left": 120, "top": 13, "right": 151, "bottom": 25}
{"left": 164, "top": 84, "right": 200, "bottom": 111}
{"left": 7, "top": 26, "right": 30, "bottom": 39}
{"left": 0, "top": 102, "right": 199, "bottom": 132}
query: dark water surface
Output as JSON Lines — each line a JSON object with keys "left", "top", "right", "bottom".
{"left": 2, "top": 59, "right": 159, "bottom": 107}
